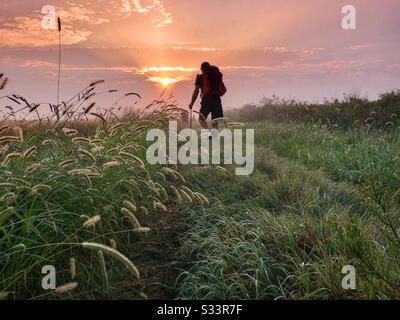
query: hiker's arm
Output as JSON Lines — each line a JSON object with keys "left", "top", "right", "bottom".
{"left": 189, "top": 85, "right": 200, "bottom": 109}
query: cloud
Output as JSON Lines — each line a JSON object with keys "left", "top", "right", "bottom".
{"left": 264, "top": 46, "right": 324, "bottom": 59}
{"left": 171, "top": 47, "right": 217, "bottom": 52}
{"left": 137, "top": 66, "right": 197, "bottom": 74}
{"left": 0, "top": 16, "right": 91, "bottom": 47}
{"left": 222, "top": 65, "right": 288, "bottom": 72}
{"left": 348, "top": 44, "right": 371, "bottom": 51}
{"left": 58, "top": 6, "right": 110, "bottom": 25}
{"left": 19, "top": 60, "right": 57, "bottom": 68}
{"left": 120, "top": 0, "right": 172, "bottom": 27}
{"left": 0, "top": 4, "right": 110, "bottom": 48}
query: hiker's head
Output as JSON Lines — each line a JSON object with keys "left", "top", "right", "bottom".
{"left": 201, "top": 62, "right": 210, "bottom": 74}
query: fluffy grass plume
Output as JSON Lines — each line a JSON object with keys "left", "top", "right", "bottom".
{"left": 82, "top": 215, "right": 101, "bottom": 228}
{"left": 120, "top": 208, "right": 141, "bottom": 228}
{"left": 55, "top": 282, "right": 78, "bottom": 293}
{"left": 82, "top": 242, "right": 140, "bottom": 279}
{"left": 69, "top": 258, "right": 76, "bottom": 280}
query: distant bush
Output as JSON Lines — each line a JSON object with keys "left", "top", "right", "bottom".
{"left": 227, "top": 90, "right": 400, "bottom": 129}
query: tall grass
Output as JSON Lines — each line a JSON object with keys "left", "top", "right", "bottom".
{"left": 3, "top": 68, "right": 400, "bottom": 300}
{"left": 175, "top": 123, "right": 400, "bottom": 299}
{"left": 227, "top": 90, "right": 400, "bottom": 129}
{"left": 0, "top": 81, "right": 208, "bottom": 299}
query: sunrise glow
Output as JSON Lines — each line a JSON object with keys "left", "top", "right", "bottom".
{"left": 0, "top": 0, "right": 399, "bottom": 105}
{"left": 148, "top": 77, "right": 184, "bottom": 87}
{"left": 138, "top": 66, "right": 198, "bottom": 74}
{"left": 1, "top": 0, "right": 400, "bottom": 302}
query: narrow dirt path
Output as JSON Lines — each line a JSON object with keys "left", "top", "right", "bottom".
{"left": 115, "top": 203, "right": 186, "bottom": 300}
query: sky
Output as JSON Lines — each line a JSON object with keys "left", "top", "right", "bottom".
{"left": 0, "top": 0, "right": 399, "bottom": 114}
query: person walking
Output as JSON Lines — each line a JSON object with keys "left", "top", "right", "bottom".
{"left": 188, "top": 62, "right": 227, "bottom": 137}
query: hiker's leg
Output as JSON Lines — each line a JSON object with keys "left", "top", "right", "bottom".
{"left": 211, "top": 97, "right": 223, "bottom": 131}
{"left": 199, "top": 103, "right": 210, "bottom": 130}
{"left": 199, "top": 116, "right": 209, "bottom": 130}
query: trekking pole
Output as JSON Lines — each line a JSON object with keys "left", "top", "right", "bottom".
{"left": 190, "top": 108, "right": 193, "bottom": 129}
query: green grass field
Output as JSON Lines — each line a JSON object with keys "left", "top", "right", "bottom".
{"left": 1, "top": 86, "right": 400, "bottom": 299}
{"left": 176, "top": 122, "right": 400, "bottom": 299}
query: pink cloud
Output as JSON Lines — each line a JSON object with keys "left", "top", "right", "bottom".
{"left": 0, "top": 16, "right": 91, "bottom": 47}
{"left": 120, "top": 0, "right": 172, "bottom": 27}
{"left": 0, "top": 4, "right": 111, "bottom": 48}
{"left": 58, "top": 6, "right": 110, "bottom": 25}
{"left": 349, "top": 44, "right": 372, "bottom": 51}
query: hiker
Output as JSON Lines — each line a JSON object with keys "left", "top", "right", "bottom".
{"left": 188, "top": 62, "right": 227, "bottom": 136}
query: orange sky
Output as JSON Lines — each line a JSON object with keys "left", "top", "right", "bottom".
{"left": 0, "top": 0, "right": 400, "bottom": 113}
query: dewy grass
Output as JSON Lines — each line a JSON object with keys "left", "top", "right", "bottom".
{"left": 174, "top": 122, "right": 400, "bottom": 300}
{"left": 1, "top": 81, "right": 399, "bottom": 299}
{"left": 0, "top": 92, "right": 203, "bottom": 299}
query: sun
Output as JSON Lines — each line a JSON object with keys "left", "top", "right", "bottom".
{"left": 141, "top": 66, "right": 194, "bottom": 87}
{"left": 159, "top": 78, "right": 179, "bottom": 87}
{"left": 148, "top": 76, "right": 183, "bottom": 87}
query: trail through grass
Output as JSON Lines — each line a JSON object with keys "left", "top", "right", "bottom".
{"left": 174, "top": 123, "right": 400, "bottom": 299}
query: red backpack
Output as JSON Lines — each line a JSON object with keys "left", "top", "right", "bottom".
{"left": 203, "top": 66, "right": 227, "bottom": 98}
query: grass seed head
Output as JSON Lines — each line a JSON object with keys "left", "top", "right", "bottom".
{"left": 134, "top": 227, "right": 151, "bottom": 233}
{"left": 1, "top": 192, "right": 16, "bottom": 204}
{"left": 0, "top": 207, "right": 14, "bottom": 223}
{"left": 123, "top": 200, "right": 137, "bottom": 212}
{"left": 153, "top": 201, "right": 167, "bottom": 212}
{"left": 83, "top": 215, "right": 101, "bottom": 228}
{"left": 69, "top": 258, "right": 76, "bottom": 279}
{"left": 170, "top": 186, "right": 182, "bottom": 203}
{"left": 0, "top": 183, "right": 16, "bottom": 189}
{"left": 59, "top": 159, "right": 78, "bottom": 168}
{"left": 26, "top": 163, "right": 40, "bottom": 174}
{"left": 55, "top": 282, "right": 78, "bottom": 293}
{"left": 180, "top": 189, "right": 192, "bottom": 203}
{"left": 22, "top": 146, "right": 36, "bottom": 158}
{"left": 82, "top": 242, "right": 140, "bottom": 279}
{"left": 62, "top": 128, "right": 78, "bottom": 136}
{"left": 2, "top": 152, "right": 22, "bottom": 167}
{"left": 72, "top": 137, "right": 90, "bottom": 144}
{"left": 78, "top": 149, "right": 96, "bottom": 164}
{"left": 98, "top": 250, "right": 109, "bottom": 292}
{"left": 194, "top": 192, "right": 209, "bottom": 205}
{"left": 0, "top": 136, "right": 20, "bottom": 145}
{"left": 139, "top": 206, "right": 148, "bottom": 215}
{"left": 121, "top": 208, "right": 141, "bottom": 228}
{"left": 103, "top": 161, "right": 120, "bottom": 169}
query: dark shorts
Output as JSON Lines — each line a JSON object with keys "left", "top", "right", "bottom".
{"left": 200, "top": 96, "right": 223, "bottom": 120}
